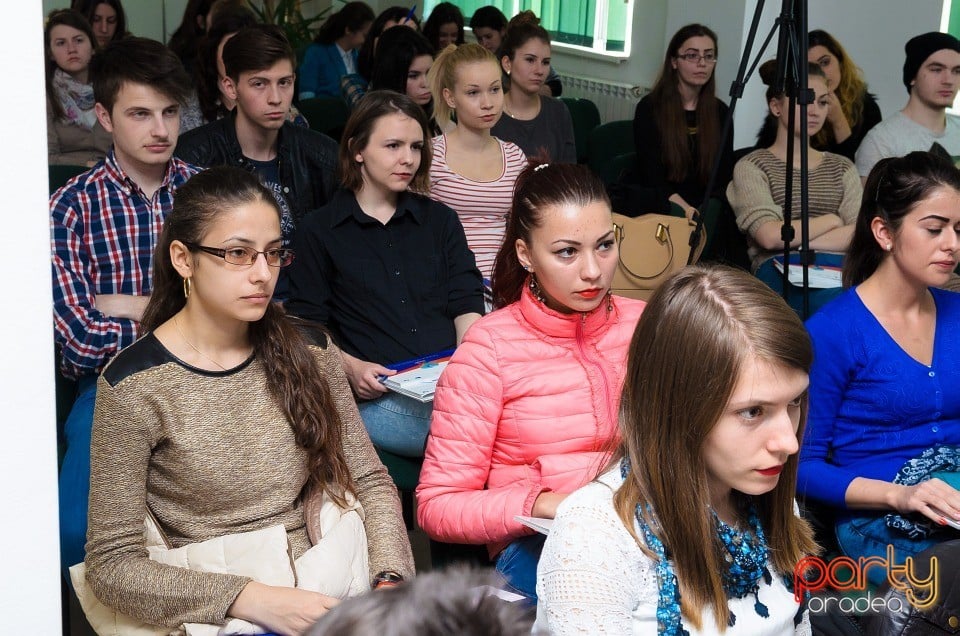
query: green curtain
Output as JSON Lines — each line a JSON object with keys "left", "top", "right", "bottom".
{"left": 950, "top": 3, "right": 960, "bottom": 40}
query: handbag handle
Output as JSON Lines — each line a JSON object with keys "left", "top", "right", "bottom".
{"left": 615, "top": 221, "right": 675, "bottom": 280}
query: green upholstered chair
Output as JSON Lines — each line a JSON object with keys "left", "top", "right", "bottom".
{"left": 375, "top": 448, "right": 422, "bottom": 530}
{"left": 297, "top": 96, "right": 350, "bottom": 142}
{"left": 560, "top": 97, "right": 601, "bottom": 163}
{"left": 586, "top": 119, "right": 634, "bottom": 175}
{"left": 595, "top": 151, "right": 637, "bottom": 187}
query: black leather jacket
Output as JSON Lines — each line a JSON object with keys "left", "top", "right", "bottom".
{"left": 861, "top": 539, "right": 960, "bottom": 635}
{"left": 174, "top": 111, "right": 339, "bottom": 229}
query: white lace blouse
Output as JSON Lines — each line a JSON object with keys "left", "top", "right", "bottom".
{"left": 534, "top": 469, "right": 811, "bottom": 635}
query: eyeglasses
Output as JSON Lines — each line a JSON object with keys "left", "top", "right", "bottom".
{"left": 185, "top": 243, "right": 295, "bottom": 268}
{"left": 677, "top": 52, "right": 717, "bottom": 64}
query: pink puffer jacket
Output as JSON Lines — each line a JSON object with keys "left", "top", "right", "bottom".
{"left": 416, "top": 286, "right": 645, "bottom": 556}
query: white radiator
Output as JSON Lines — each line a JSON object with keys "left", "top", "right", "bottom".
{"left": 559, "top": 75, "right": 646, "bottom": 123}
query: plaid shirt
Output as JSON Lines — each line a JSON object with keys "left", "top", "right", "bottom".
{"left": 51, "top": 150, "right": 199, "bottom": 379}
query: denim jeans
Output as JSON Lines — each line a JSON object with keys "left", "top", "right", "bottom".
{"left": 495, "top": 534, "right": 547, "bottom": 603}
{"left": 59, "top": 376, "right": 97, "bottom": 581}
{"left": 357, "top": 392, "right": 433, "bottom": 457}
{"left": 756, "top": 258, "right": 843, "bottom": 318}
{"left": 835, "top": 514, "right": 941, "bottom": 587}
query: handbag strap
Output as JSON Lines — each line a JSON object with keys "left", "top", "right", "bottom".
{"left": 615, "top": 221, "right": 676, "bottom": 280}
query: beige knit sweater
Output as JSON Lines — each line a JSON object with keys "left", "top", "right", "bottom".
{"left": 726, "top": 148, "right": 862, "bottom": 270}
{"left": 84, "top": 333, "right": 414, "bottom": 628}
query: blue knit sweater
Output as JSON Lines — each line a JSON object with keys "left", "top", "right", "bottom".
{"left": 799, "top": 286, "right": 960, "bottom": 508}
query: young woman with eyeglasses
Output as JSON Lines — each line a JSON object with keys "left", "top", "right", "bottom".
{"left": 83, "top": 166, "right": 413, "bottom": 636}
{"left": 630, "top": 24, "right": 734, "bottom": 218}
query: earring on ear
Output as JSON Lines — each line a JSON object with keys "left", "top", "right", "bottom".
{"left": 886, "top": 243, "right": 893, "bottom": 251}
{"left": 182, "top": 277, "right": 192, "bottom": 299}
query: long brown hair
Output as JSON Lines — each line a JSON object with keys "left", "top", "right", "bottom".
{"left": 808, "top": 30, "right": 869, "bottom": 149}
{"left": 648, "top": 24, "right": 720, "bottom": 186}
{"left": 490, "top": 162, "right": 609, "bottom": 308}
{"left": 141, "top": 166, "right": 355, "bottom": 505}
{"left": 613, "top": 265, "right": 817, "bottom": 631}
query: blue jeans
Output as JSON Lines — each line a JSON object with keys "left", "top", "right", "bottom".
{"left": 495, "top": 534, "right": 546, "bottom": 603}
{"left": 835, "top": 514, "right": 941, "bottom": 587}
{"left": 59, "top": 376, "right": 97, "bottom": 580}
{"left": 756, "top": 259, "right": 843, "bottom": 318}
{"left": 357, "top": 392, "right": 433, "bottom": 457}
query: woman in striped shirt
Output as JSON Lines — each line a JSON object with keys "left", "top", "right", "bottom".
{"left": 427, "top": 42, "right": 527, "bottom": 281}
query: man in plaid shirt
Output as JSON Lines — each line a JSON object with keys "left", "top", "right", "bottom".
{"left": 51, "top": 37, "right": 198, "bottom": 576}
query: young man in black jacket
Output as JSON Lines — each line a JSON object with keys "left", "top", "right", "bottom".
{"left": 175, "top": 24, "right": 338, "bottom": 243}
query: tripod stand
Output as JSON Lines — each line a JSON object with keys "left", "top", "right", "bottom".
{"left": 694, "top": 0, "right": 816, "bottom": 317}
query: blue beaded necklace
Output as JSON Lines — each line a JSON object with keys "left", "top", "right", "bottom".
{"left": 620, "top": 457, "right": 774, "bottom": 635}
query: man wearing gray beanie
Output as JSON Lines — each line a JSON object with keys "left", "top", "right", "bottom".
{"left": 856, "top": 31, "right": 960, "bottom": 180}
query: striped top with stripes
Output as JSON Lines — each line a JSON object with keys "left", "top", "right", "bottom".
{"left": 429, "top": 134, "right": 527, "bottom": 278}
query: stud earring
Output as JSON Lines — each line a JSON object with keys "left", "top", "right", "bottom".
{"left": 885, "top": 243, "right": 892, "bottom": 251}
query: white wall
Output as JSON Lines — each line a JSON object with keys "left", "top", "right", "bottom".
{"left": 2, "top": 2, "right": 63, "bottom": 633}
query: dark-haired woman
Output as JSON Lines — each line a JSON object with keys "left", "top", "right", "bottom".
{"left": 345, "top": 6, "right": 421, "bottom": 107}
{"left": 286, "top": 91, "right": 484, "bottom": 457}
{"left": 82, "top": 166, "right": 413, "bottom": 635}
{"left": 490, "top": 11, "right": 574, "bottom": 163}
{"left": 370, "top": 26, "right": 439, "bottom": 134}
{"left": 168, "top": 0, "right": 215, "bottom": 76}
{"left": 537, "top": 265, "right": 816, "bottom": 634}
{"left": 631, "top": 24, "right": 734, "bottom": 217}
{"left": 423, "top": 2, "right": 464, "bottom": 52}
{"left": 73, "top": 0, "right": 127, "bottom": 48}
{"left": 727, "top": 60, "right": 861, "bottom": 314}
{"left": 45, "top": 9, "right": 111, "bottom": 166}
{"left": 470, "top": 5, "right": 562, "bottom": 96}
{"left": 801, "top": 151, "right": 960, "bottom": 584}
{"left": 417, "top": 163, "right": 645, "bottom": 602}
{"left": 299, "top": 1, "right": 375, "bottom": 99}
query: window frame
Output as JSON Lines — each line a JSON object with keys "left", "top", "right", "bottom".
{"left": 424, "top": 0, "right": 633, "bottom": 61}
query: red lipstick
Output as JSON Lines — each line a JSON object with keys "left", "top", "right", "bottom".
{"left": 576, "top": 288, "right": 601, "bottom": 299}
{"left": 757, "top": 466, "right": 783, "bottom": 476}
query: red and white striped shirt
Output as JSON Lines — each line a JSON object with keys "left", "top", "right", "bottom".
{"left": 428, "top": 135, "right": 527, "bottom": 279}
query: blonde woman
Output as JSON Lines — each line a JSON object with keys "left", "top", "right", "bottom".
{"left": 427, "top": 42, "right": 527, "bottom": 280}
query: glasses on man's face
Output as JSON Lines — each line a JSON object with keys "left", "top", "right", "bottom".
{"left": 185, "top": 243, "right": 296, "bottom": 268}
{"left": 677, "top": 52, "right": 717, "bottom": 64}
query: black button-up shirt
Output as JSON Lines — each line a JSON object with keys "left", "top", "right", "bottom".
{"left": 286, "top": 189, "right": 484, "bottom": 365}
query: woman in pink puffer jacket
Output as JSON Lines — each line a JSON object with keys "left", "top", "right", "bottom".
{"left": 416, "top": 162, "right": 645, "bottom": 602}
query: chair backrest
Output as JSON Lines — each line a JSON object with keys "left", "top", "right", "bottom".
{"left": 48, "top": 164, "right": 88, "bottom": 195}
{"left": 595, "top": 151, "right": 636, "bottom": 187}
{"left": 560, "top": 97, "right": 601, "bottom": 163}
{"left": 587, "top": 119, "right": 634, "bottom": 173}
{"left": 297, "top": 96, "right": 350, "bottom": 142}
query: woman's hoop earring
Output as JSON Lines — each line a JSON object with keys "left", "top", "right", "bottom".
{"left": 183, "top": 277, "right": 192, "bottom": 299}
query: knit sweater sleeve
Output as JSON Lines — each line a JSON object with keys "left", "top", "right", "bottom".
{"left": 837, "top": 156, "right": 863, "bottom": 225}
{"left": 727, "top": 155, "right": 782, "bottom": 237}
{"left": 84, "top": 374, "right": 251, "bottom": 628}
{"left": 799, "top": 303, "right": 863, "bottom": 507}
{"left": 313, "top": 342, "right": 415, "bottom": 578}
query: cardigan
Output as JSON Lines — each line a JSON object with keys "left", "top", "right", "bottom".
{"left": 84, "top": 333, "right": 413, "bottom": 627}
{"left": 799, "top": 287, "right": 960, "bottom": 508}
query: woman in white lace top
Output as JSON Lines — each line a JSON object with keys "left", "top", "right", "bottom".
{"left": 535, "top": 265, "right": 818, "bottom": 635}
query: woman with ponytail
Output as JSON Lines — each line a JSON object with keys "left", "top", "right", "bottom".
{"left": 417, "top": 163, "right": 645, "bottom": 602}
{"left": 83, "top": 166, "right": 412, "bottom": 635}
{"left": 801, "top": 152, "right": 960, "bottom": 583}
{"left": 490, "top": 11, "right": 574, "bottom": 163}
{"left": 298, "top": 1, "right": 375, "bottom": 99}
{"left": 427, "top": 42, "right": 527, "bottom": 280}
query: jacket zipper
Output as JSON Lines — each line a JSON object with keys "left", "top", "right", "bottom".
{"left": 575, "top": 312, "right": 617, "bottom": 446}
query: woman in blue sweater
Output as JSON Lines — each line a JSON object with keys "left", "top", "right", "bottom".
{"left": 298, "top": 2, "right": 374, "bottom": 100}
{"left": 801, "top": 152, "right": 960, "bottom": 580}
